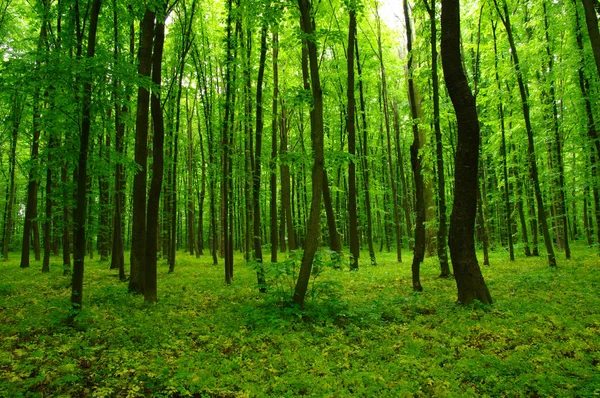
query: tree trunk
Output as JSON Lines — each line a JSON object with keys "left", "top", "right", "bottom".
{"left": 347, "top": 6, "right": 359, "bottom": 270}
{"left": 270, "top": 28, "right": 279, "bottom": 264}
{"left": 145, "top": 8, "right": 167, "bottom": 304}
{"left": 494, "top": 0, "right": 557, "bottom": 267}
{"left": 71, "top": 0, "right": 101, "bottom": 311}
{"left": 129, "top": 8, "right": 155, "bottom": 293}
{"left": 293, "top": 0, "right": 326, "bottom": 307}
{"left": 3, "top": 93, "right": 20, "bottom": 261}
{"left": 441, "top": 0, "right": 492, "bottom": 304}
{"left": 253, "top": 23, "right": 268, "bottom": 292}
{"left": 404, "top": 0, "right": 423, "bottom": 291}
{"left": 491, "top": 20, "right": 514, "bottom": 261}
{"left": 355, "top": 34, "right": 376, "bottom": 265}
{"left": 377, "top": 13, "right": 402, "bottom": 263}
{"left": 423, "top": 0, "right": 450, "bottom": 276}
{"left": 581, "top": 0, "right": 600, "bottom": 79}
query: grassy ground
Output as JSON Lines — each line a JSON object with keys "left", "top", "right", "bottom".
{"left": 0, "top": 245, "right": 598, "bottom": 397}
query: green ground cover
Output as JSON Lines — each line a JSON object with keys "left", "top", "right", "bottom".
{"left": 0, "top": 246, "right": 598, "bottom": 397}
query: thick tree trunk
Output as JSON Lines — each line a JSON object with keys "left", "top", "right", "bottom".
{"left": 441, "top": 0, "right": 492, "bottom": 304}
{"left": 145, "top": 10, "right": 167, "bottom": 304}
{"left": 129, "top": 8, "right": 155, "bottom": 293}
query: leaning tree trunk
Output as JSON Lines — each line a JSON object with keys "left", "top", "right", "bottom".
{"left": 441, "top": 0, "right": 492, "bottom": 304}
{"left": 581, "top": 0, "right": 600, "bottom": 79}
{"left": 494, "top": 0, "right": 557, "bottom": 267}
{"left": 293, "top": 0, "right": 326, "bottom": 308}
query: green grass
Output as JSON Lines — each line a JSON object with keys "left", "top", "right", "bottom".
{"left": 1, "top": 245, "right": 599, "bottom": 397}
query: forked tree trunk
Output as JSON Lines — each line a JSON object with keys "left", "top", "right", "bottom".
{"left": 441, "top": 0, "right": 492, "bottom": 304}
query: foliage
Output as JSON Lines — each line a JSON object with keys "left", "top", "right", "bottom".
{"left": 1, "top": 247, "right": 599, "bottom": 396}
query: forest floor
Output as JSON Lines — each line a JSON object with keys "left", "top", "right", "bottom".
{"left": 0, "top": 244, "right": 599, "bottom": 397}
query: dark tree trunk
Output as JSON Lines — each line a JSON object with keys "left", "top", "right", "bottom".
{"left": 543, "top": 1, "right": 570, "bottom": 259}
{"left": 491, "top": 20, "right": 514, "bottom": 261}
{"left": 110, "top": 0, "right": 127, "bottom": 280}
{"left": 494, "top": 0, "right": 557, "bottom": 267}
{"left": 347, "top": 6, "right": 359, "bottom": 270}
{"left": 404, "top": 0, "right": 423, "bottom": 291}
{"left": 355, "top": 35, "right": 376, "bottom": 265}
{"left": 3, "top": 94, "right": 20, "bottom": 261}
{"left": 129, "top": 8, "right": 155, "bottom": 293}
{"left": 280, "top": 102, "right": 297, "bottom": 251}
{"left": 377, "top": 14, "right": 402, "bottom": 263}
{"left": 253, "top": 23, "right": 268, "bottom": 292}
{"left": 293, "top": 0, "right": 326, "bottom": 308}
{"left": 424, "top": 0, "right": 450, "bottom": 277}
{"left": 441, "top": 0, "right": 492, "bottom": 304}
{"left": 581, "top": 0, "right": 600, "bottom": 79}
{"left": 145, "top": 9, "right": 166, "bottom": 304}
{"left": 71, "top": 0, "right": 101, "bottom": 311}
{"left": 270, "top": 27, "right": 279, "bottom": 264}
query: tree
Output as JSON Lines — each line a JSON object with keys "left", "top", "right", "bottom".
{"left": 71, "top": 0, "right": 102, "bottom": 312}
{"left": 292, "top": 0, "right": 326, "bottom": 308}
{"left": 441, "top": 0, "right": 492, "bottom": 304}
{"left": 347, "top": 0, "right": 359, "bottom": 270}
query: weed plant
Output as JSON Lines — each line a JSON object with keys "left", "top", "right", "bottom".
{"left": 0, "top": 245, "right": 598, "bottom": 396}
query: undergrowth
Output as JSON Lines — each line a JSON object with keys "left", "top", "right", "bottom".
{"left": 0, "top": 245, "right": 598, "bottom": 397}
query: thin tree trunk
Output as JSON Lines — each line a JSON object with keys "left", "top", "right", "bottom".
{"left": 253, "top": 23, "right": 268, "bottom": 292}
{"left": 491, "top": 20, "right": 514, "bottom": 261}
{"left": 71, "top": 0, "right": 101, "bottom": 311}
{"left": 293, "top": 0, "right": 326, "bottom": 307}
{"left": 3, "top": 94, "right": 20, "bottom": 261}
{"left": 280, "top": 102, "right": 297, "bottom": 251}
{"left": 347, "top": 5, "right": 359, "bottom": 269}
{"left": 377, "top": 12, "right": 402, "bottom": 263}
{"left": 494, "top": 0, "right": 557, "bottom": 267}
{"left": 270, "top": 29, "right": 279, "bottom": 264}
{"left": 404, "top": 0, "right": 423, "bottom": 290}
{"left": 355, "top": 34, "right": 376, "bottom": 265}
{"left": 424, "top": 0, "right": 450, "bottom": 276}
{"left": 543, "top": 1, "right": 570, "bottom": 259}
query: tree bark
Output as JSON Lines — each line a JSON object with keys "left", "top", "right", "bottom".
{"left": 494, "top": 0, "right": 557, "bottom": 267}
{"left": 145, "top": 8, "right": 167, "bottom": 304}
{"left": 404, "top": 0, "right": 423, "bottom": 291}
{"left": 293, "top": 0, "right": 326, "bottom": 307}
{"left": 129, "top": 8, "right": 155, "bottom": 293}
{"left": 71, "top": 0, "right": 101, "bottom": 311}
{"left": 347, "top": 6, "right": 359, "bottom": 270}
{"left": 441, "top": 0, "right": 492, "bottom": 304}
{"left": 581, "top": 0, "right": 600, "bottom": 79}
